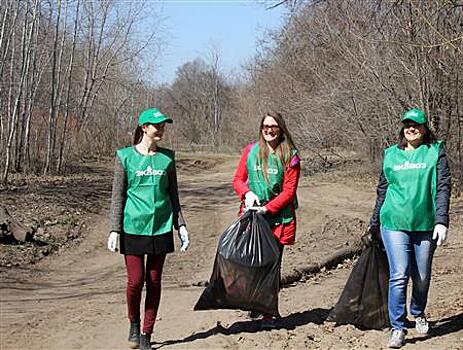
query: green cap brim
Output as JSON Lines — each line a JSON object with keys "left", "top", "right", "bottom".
{"left": 138, "top": 108, "right": 173, "bottom": 125}
{"left": 401, "top": 109, "right": 427, "bottom": 125}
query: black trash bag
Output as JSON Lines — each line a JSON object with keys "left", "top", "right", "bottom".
{"left": 194, "top": 210, "right": 281, "bottom": 317}
{"left": 327, "top": 234, "right": 390, "bottom": 329}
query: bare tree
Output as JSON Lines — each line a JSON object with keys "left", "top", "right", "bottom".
{"left": 57, "top": 0, "right": 80, "bottom": 172}
{"left": 243, "top": 0, "right": 462, "bottom": 189}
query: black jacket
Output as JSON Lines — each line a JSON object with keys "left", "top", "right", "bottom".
{"left": 369, "top": 144, "right": 451, "bottom": 229}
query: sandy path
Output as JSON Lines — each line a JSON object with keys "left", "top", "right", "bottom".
{"left": 2, "top": 156, "right": 462, "bottom": 349}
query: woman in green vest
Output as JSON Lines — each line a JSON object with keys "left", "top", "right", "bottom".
{"left": 233, "top": 111, "right": 301, "bottom": 329}
{"left": 107, "top": 108, "right": 190, "bottom": 350}
{"left": 368, "top": 108, "right": 451, "bottom": 348}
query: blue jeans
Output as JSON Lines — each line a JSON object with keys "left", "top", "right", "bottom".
{"left": 381, "top": 228, "right": 436, "bottom": 330}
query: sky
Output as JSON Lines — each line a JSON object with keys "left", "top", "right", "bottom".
{"left": 153, "top": 0, "right": 287, "bottom": 84}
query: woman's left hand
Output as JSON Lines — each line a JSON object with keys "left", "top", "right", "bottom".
{"left": 432, "top": 224, "right": 448, "bottom": 246}
{"left": 249, "top": 206, "right": 268, "bottom": 214}
{"left": 178, "top": 226, "right": 190, "bottom": 252}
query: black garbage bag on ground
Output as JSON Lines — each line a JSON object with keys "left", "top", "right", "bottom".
{"left": 327, "top": 232, "right": 390, "bottom": 329}
{"left": 194, "top": 210, "right": 281, "bottom": 317}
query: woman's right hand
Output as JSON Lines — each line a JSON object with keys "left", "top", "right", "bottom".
{"left": 178, "top": 226, "right": 190, "bottom": 252}
{"left": 107, "top": 231, "right": 119, "bottom": 252}
{"left": 244, "top": 191, "right": 260, "bottom": 209}
{"left": 362, "top": 225, "right": 380, "bottom": 247}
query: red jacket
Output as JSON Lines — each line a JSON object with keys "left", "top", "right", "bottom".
{"left": 232, "top": 143, "right": 301, "bottom": 245}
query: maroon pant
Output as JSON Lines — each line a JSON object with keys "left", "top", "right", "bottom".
{"left": 124, "top": 254, "right": 166, "bottom": 334}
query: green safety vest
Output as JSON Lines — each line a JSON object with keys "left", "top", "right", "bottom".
{"left": 380, "top": 142, "right": 442, "bottom": 232}
{"left": 116, "top": 146, "right": 174, "bottom": 236}
{"left": 246, "top": 143, "right": 297, "bottom": 226}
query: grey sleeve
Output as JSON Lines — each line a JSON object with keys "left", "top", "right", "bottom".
{"left": 435, "top": 146, "right": 451, "bottom": 227}
{"left": 109, "top": 156, "right": 127, "bottom": 233}
{"left": 168, "top": 159, "right": 186, "bottom": 230}
{"left": 369, "top": 168, "right": 389, "bottom": 228}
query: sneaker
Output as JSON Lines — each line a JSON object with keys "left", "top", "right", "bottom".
{"left": 388, "top": 329, "right": 406, "bottom": 349}
{"left": 140, "top": 333, "right": 152, "bottom": 350}
{"left": 128, "top": 322, "right": 140, "bottom": 349}
{"left": 415, "top": 316, "right": 429, "bottom": 334}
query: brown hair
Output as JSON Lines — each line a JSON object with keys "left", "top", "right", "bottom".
{"left": 398, "top": 123, "right": 437, "bottom": 148}
{"left": 133, "top": 126, "right": 143, "bottom": 145}
{"left": 258, "top": 112, "right": 298, "bottom": 180}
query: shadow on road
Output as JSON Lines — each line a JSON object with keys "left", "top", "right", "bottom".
{"left": 155, "top": 308, "right": 330, "bottom": 348}
{"left": 155, "top": 310, "right": 463, "bottom": 349}
{"left": 406, "top": 312, "right": 463, "bottom": 345}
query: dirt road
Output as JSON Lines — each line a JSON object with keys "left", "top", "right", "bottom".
{"left": 1, "top": 154, "right": 462, "bottom": 349}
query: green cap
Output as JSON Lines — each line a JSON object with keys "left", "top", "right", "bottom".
{"left": 138, "top": 108, "right": 173, "bottom": 126}
{"left": 401, "top": 108, "right": 427, "bottom": 125}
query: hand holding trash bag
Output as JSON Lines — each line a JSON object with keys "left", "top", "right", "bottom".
{"left": 244, "top": 191, "right": 260, "bottom": 209}
{"left": 249, "top": 206, "right": 268, "bottom": 214}
{"left": 361, "top": 225, "right": 380, "bottom": 248}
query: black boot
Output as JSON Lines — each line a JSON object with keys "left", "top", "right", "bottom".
{"left": 248, "top": 310, "right": 262, "bottom": 319}
{"left": 128, "top": 321, "right": 140, "bottom": 349}
{"left": 140, "top": 333, "right": 152, "bottom": 350}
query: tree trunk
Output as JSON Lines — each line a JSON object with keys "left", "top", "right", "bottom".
{"left": 57, "top": 0, "right": 80, "bottom": 173}
{"left": 43, "top": 0, "right": 62, "bottom": 175}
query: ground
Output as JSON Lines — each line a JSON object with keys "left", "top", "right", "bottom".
{"left": 1, "top": 152, "right": 462, "bottom": 350}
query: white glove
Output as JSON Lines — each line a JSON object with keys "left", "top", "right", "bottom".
{"left": 244, "top": 191, "right": 260, "bottom": 209}
{"left": 107, "top": 231, "right": 119, "bottom": 252}
{"left": 178, "top": 226, "right": 190, "bottom": 252}
{"left": 432, "top": 224, "right": 447, "bottom": 246}
{"left": 249, "top": 206, "right": 267, "bottom": 214}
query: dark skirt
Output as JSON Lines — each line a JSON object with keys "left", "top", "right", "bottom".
{"left": 120, "top": 231, "right": 175, "bottom": 255}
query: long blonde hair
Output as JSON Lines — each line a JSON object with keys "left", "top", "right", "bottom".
{"left": 258, "top": 112, "right": 297, "bottom": 180}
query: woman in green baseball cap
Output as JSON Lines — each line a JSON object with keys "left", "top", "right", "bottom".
{"left": 368, "top": 108, "right": 451, "bottom": 348}
{"left": 107, "top": 107, "right": 189, "bottom": 350}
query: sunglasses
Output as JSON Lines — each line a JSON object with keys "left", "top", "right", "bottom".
{"left": 262, "top": 124, "right": 280, "bottom": 131}
{"left": 403, "top": 122, "right": 421, "bottom": 129}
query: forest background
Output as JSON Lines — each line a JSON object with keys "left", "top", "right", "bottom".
{"left": 0, "top": 0, "right": 462, "bottom": 193}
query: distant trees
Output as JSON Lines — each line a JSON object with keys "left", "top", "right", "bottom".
{"left": 0, "top": 0, "right": 159, "bottom": 182}
{"left": 1, "top": 0, "right": 461, "bottom": 191}
{"left": 241, "top": 0, "right": 463, "bottom": 190}
{"left": 158, "top": 48, "right": 236, "bottom": 149}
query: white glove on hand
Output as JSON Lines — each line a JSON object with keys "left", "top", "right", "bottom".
{"left": 178, "top": 226, "right": 190, "bottom": 252}
{"left": 107, "top": 231, "right": 119, "bottom": 252}
{"left": 244, "top": 191, "right": 260, "bottom": 209}
{"left": 249, "top": 206, "right": 267, "bottom": 214}
{"left": 432, "top": 224, "right": 448, "bottom": 246}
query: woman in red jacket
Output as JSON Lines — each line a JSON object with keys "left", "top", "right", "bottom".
{"left": 232, "top": 111, "right": 301, "bottom": 328}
